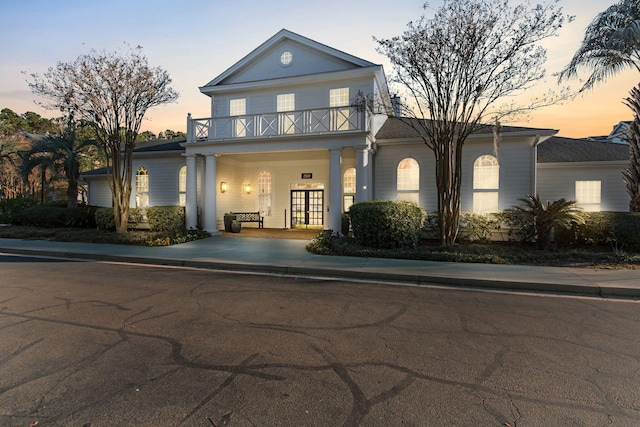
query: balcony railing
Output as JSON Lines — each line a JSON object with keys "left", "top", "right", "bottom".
{"left": 187, "top": 106, "right": 368, "bottom": 142}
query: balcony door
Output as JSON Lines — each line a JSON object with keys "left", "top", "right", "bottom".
{"left": 291, "top": 190, "right": 324, "bottom": 228}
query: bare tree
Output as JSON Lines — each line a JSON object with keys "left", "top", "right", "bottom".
{"left": 29, "top": 47, "right": 178, "bottom": 232}
{"left": 376, "top": 0, "right": 570, "bottom": 246}
{"left": 0, "top": 139, "right": 21, "bottom": 199}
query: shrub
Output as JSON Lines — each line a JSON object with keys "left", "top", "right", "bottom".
{"left": 146, "top": 228, "right": 209, "bottom": 246}
{"left": 95, "top": 207, "right": 145, "bottom": 231}
{"left": 146, "top": 206, "right": 185, "bottom": 233}
{"left": 349, "top": 200, "right": 426, "bottom": 249}
{"left": 10, "top": 203, "right": 99, "bottom": 229}
{"left": 65, "top": 206, "right": 98, "bottom": 228}
{"left": 420, "top": 211, "right": 439, "bottom": 239}
{"left": 571, "top": 212, "right": 640, "bottom": 252}
{"left": 95, "top": 208, "right": 116, "bottom": 230}
{"left": 0, "top": 198, "right": 38, "bottom": 224}
{"left": 128, "top": 208, "right": 144, "bottom": 227}
{"left": 19, "top": 206, "right": 68, "bottom": 227}
{"left": 307, "top": 230, "right": 342, "bottom": 254}
{"left": 459, "top": 211, "right": 502, "bottom": 243}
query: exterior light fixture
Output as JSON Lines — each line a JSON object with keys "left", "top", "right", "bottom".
{"left": 244, "top": 183, "right": 252, "bottom": 194}
{"left": 220, "top": 182, "right": 228, "bottom": 193}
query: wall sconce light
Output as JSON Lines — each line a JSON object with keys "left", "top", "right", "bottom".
{"left": 244, "top": 183, "right": 252, "bottom": 194}
{"left": 220, "top": 182, "right": 228, "bottom": 193}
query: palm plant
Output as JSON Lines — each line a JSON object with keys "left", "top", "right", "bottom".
{"left": 560, "top": 0, "right": 640, "bottom": 211}
{"left": 559, "top": 0, "right": 640, "bottom": 91}
{"left": 623, "top": 85, "right": 640, "bottom": 211}
{"left": 508, "top": 195, "right": 584, "bottom": 250}
{"left": 22, "top": 123, "right": 96, "bottom": 208}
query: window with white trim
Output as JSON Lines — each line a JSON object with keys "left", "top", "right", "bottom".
{"left": 277, "top": 93, "right": 295, "bottom": 134}
{"left": 230, "top": 98, "right": 246, "bottom": 137}
{"left": 136, "top": 167, "right": 149, "bottom": 208}
{"left": 258, "top": 170, "right": 272, "bottom": 217}
{"left": 473, "top": 155, "right": 499, "bottom": 212}
{"left": 343, "top": 168, "right": 356, "bottom": 212}
{"left": 330, "top": 87, "right": 350, "bottom": 131}
{"left": 178, "top": 166, "right": 186, "bottom": 207}
{"left": 280, "top": 50, "right": 293, "bottom": 66}
{"left": 576, "top": 180, "right": 601, "bottom": 211}
{"left": 397, "top": 158, "right": 419, "bottom": 204}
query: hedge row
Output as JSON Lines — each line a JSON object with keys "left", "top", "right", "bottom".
{"left": 349, "top": 200, "right": 426, "bottom": 249}
{"left": 453, "top": 211, "right": 640, "bottom": 251}
{"left": 0, "top": 198, "right": 38, "bottom": 224}
{"left": 19, "top": 205, "right": 98, "bottom": 228}
{"left": 556, "top": 211, "right": 640, "bottom": 251}
{"left": 95, "top": 206, "right": 185, "bottom": 232}
{"left": 1, "top": 199, "right": 186, "bottom": 233}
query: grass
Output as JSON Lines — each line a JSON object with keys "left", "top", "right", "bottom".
{"left": 306, "top": 232, "right": 640, "bottom": 269}
{"left": 0, "top": 225, "right": 210, "bottom": 246}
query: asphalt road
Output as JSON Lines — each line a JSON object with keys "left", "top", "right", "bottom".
{"left": 1, "top": 254, "right": 639, "bottom": 427}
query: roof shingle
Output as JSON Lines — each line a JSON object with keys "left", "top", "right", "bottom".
{"left": 537, "top": 136, "right": 629, "bottom": 163}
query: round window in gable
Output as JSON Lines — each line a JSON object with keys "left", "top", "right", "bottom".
{"left": 280, "top": 50, "right": 293, "bottom": 66}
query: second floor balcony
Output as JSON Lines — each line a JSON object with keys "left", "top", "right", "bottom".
{"left": 187, "top": 106, "right": 369, "bottom": 143}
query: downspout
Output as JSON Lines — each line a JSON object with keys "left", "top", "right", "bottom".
{"left": 532, "top": 134, "right": 542, "bottom": 196}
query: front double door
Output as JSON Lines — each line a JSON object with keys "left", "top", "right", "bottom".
{"left": 291, "top": 190, "right": 324, "bottom": 228}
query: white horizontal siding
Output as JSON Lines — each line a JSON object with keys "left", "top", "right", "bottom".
{"left": 212, "top": 78, "right": 375, "bottom": 116}
{"left": 463, "top": 138, "right": 534, "bottom": 211}
{"left": 538, "top": 162, "right": 629, "bottom": 212}
{"left": 375, "top": 136, "right": 535, "bottom": 213}
{"left": 224, "top": 40, "right": 358, "bottom": 85}
{"left": 87, "top": 177, "right": 112, "bottom": 207}
{"left": 132, "top": 156, "right": 186, "bottom": 207}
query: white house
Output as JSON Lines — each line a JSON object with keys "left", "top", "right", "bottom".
{"left": 537, "top": 135, "right": 630, "bottom": 212}
{"left": 83, "top": 29, "right": 632, "bottom": 232}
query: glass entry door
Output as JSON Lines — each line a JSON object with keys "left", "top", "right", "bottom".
{"left": 291, "top": 190, "right": 324, "bottom": 227}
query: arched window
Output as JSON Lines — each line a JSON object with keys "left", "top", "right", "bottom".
{"left": 178, "top": 166, "right": 187, "bottom": 207}
{"left": 258, "top": 170, "right": 272, "bottom": 217}
{"left": 343, "top": 168, "right": 356, "bottom": 212}
{"left": 136, "top": 167, "right": 149, "bottom": 208}
{"left": 397, "top": 158, "right": 419, "bottom": 204}
{"left": 473, "top": 155, "right": 499, "bottom": 212}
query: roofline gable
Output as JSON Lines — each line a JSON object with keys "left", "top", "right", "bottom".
{"left": 202, "top": 29, "right": 378, "bottom": 89}
{"left": 199, "top": 65, "right": 385, "bottom": 95}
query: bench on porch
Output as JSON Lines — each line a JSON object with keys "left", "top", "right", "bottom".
{"left": 234, "top": 212, "right": 264, "bottom": 228}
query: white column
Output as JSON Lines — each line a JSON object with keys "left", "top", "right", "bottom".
{"left": 185, "top": 154, "right": 197, "bottom": 229}
{"left": 203, "top": 154, "right": 218, "bottom": 233}
{"left": 355, "top": 147, "right": 371, "bottom": 202}
{"left": 328, "top": 148, "right": 343, "bottom": 231}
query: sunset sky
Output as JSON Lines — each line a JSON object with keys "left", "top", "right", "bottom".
{"left": 1, "top": 0, "right": 637, "bottom": 139}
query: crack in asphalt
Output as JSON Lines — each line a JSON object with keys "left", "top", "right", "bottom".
{"left": 1, "top": 292, "right": 639, "bottom": 425}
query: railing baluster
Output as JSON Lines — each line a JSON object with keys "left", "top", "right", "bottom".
{"left": 186, "top": 106, "right": 366, "bottom": 142}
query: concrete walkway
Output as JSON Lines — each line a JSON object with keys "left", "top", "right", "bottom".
{"left": 1, "top": 236, "right": 639, "bottom": 298}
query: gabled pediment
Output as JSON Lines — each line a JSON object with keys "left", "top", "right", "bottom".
{"left": 200, "top": 29, "right": 377, "bottom": 91}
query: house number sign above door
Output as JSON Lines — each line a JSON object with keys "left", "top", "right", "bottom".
{"left": 301, "top": 173, "right": 312, "bottom": 179}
